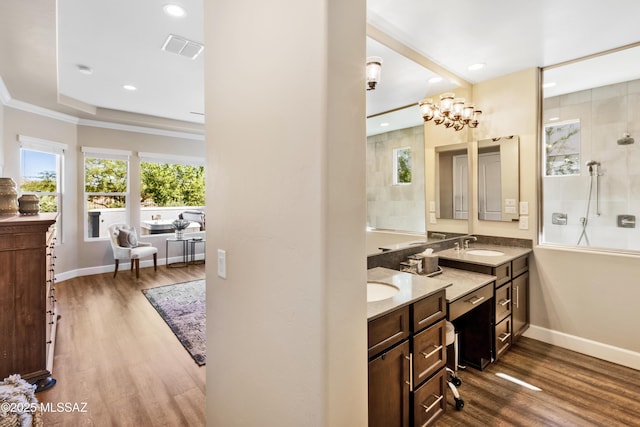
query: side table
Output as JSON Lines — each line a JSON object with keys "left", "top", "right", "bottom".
{"left": 166, "top": 237, "right": 189, "bottom": 268}
{"left": 189, "top": 238, "right": 206, "bottom": 265}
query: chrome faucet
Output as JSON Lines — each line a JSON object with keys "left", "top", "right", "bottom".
{"left": 463, "top": 236, "right": 478, "bottom": 250}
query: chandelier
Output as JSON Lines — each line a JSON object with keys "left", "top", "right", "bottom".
{"left": 418, "top": 93, "right": 482, "bottom": 131}
{"left": 366, "top": 56, "right": 383, "bottom": 91}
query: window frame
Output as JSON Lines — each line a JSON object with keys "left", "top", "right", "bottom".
{"left": 392, "top": 146, "right": 412, "bottom": 185}
{"left": 19, "top": 135, "right": 67, "bottom": 242}
{"left": 138, "top": 152, "right": 205, "bottom": 236}
{"left": 82, "top": 146, "right": 131, "bottom": 241}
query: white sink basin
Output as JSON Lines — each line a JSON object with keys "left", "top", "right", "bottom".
{"left": 465, "top": 249, "right": 505, "bottom": 257}
{"left": 367, "top": 282, "right": 400, "bottom": 302}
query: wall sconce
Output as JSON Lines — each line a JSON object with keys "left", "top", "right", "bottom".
{"left": 366, "top": 56, "right": 383, "bottom": 91}
{"left": 418, "top": 93, "right": 482, "bottom": 131}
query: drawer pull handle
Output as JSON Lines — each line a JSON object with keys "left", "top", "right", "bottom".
{"left": 498, "top": 332, "right": 511, "bottom": 343}
{"left": 467, "top": 295, "right": 485, "bottom": 305}
{"left": 405, "top": 354, "right": 414, "bottom": 392}
{"left": 422, "top": 394, "right": 444, "bottom": 413}
{"left": 420, "top": 345, "right": 443, "bottom": 359}
{"left": 499, "top": 298, "right": 511, "bottom": 307}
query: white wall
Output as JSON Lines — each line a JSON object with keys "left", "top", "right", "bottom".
{"left": 204, "top": 0, "right": 368, "bottom": 425}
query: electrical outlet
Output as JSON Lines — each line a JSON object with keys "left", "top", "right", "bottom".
{"left": 519, "top": 216, "right": 529, "bottom": 230}
{"left": 429, "top": 201, "right": 436, "bottom": 212}
{"left": 429, "top": 213, "right": 437, "bottom": 224}
{"left": 217, "top": 249, "right": 227, "bottom": 279}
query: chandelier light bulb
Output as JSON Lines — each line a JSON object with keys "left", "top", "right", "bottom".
{"left": 419, "top": 93, "right": 482, "bottom": 131}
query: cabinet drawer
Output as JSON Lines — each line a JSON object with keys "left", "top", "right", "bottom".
{"left": 495, "top": 317, "right": 512, "bottom": 359}
{"left": 494, "top": 262, "right": 511, "bottom": 287}
{"left": 412, "top": 290, "right": 446, "bottom": 332}
{"left": 413, "top": 368, "right": 446, "bottom": 427}
{"left": 495, "top": 283, "right": 512, "bottom": 324}
{"left": 512, "top": 255, "right": 529, "bottom": 278}
{"left": 368, "top": 306, "right": 410, "bottom": 358}
{"left": 413, "top": 319, "right": 446, "bottom": 387}
{"left": 448, "top": 283, "right": 493, "bottom": 321}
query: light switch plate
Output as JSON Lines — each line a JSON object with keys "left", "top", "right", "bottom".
{"left": 429, "top": 213, "right": 437, "bottom": 224}
{"left": 429, "top": 201, "right": 436, "bottom": 212}
{"left": 505, "top": 206, "right": 517, "bottom": 214}
{"left": 520, "top": 201, "right": 529, "bottom": 215}
{"left": 217, "top": 249, "right": 227, "bottom": 279}
{"left": 519, "top": 216, "right": 529, "bottom": 230}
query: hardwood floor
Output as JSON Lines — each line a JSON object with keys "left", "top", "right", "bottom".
{"left": 39, "top": 265, "right": 206, "bottom": 426}
{"left": 437, "top": 337, "right": 640, "bottom": 427}
{"left": 38, "top": 265, "right": 640, "bottom": 426}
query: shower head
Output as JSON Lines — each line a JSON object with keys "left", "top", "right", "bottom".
{"left": 617, "top": 133, "right": 635, "bottom": 145}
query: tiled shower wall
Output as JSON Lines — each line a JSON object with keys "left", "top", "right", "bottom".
{"left": 543, "top": 79, "right": 640, "bottom": 250}
{"left": 367, "top": 125, "right": 425, "bottom": 233}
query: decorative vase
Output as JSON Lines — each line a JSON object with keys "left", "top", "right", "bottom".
{"left": 0, "top": 178, "right": 19, "bottom": 215}
{"left": 18, "top": 194, "right": 40, "bottom": 215}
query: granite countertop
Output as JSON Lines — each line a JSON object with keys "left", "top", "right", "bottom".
{"left": 436, "top": 244, "right": 532, "bottom": 267}
{"left": 435, "top": 267, "right": 496, "bottom": 302}
{"left": 367, "top": 267, "right": 452, "bottom": 321}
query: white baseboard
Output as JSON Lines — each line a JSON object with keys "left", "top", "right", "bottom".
{"left": 55, "top": 254, "right": 205, "bottom": 283}
{"left": 524, "top": 325, "right": 640, "bottom": 371}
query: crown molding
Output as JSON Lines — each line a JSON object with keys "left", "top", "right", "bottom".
{"left": 0, "top": 75, "right": 204, "bottom": 141}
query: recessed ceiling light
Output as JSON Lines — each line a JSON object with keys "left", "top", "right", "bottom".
{"left": 163, "top": 4, "right": 186, "bottom": 17}
{"left": 428, "top": 76, "right": 443, "bottom": 84}
{"left": 543, "top": 82, "right": 556, "bottom": 89}
{"left": 76, "top": 64, "right": 93, "bottom": 75}
{"left": 123, "top": 84, "right": 137, "bottom": 91}
{"left": 380, "top": 122, "right": 389, "bottom": 127}
{"left": 468, "top": 63, "right": 485, "bottom": 71}
{"left": 548, "top": 117, "right": 560, "bottom": 122}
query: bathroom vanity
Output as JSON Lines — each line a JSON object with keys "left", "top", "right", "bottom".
{"left": 366, "top": 240, "right": 532, "bottom": 426}
{"left": 367, "top": 268, "right": 451, "bottom": 427}
{"left": 437, "top": 244, "right": 531, "bottom": 366}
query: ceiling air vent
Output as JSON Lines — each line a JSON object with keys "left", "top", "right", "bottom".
{"left": 161, "top": 34, "right": 204, "bottom": 60}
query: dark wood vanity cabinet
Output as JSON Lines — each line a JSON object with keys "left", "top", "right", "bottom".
{"left": 0, "top": 214, "right": 58, "bottom": 388}
{"left": 441, "top": 252, "right": 530, "bottom": 364}
{"left": 368, "top": 290, "right": 447, "bottom": 427}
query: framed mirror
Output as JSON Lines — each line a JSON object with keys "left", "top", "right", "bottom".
{"left": 435, "top": 143, "right": 469, "bottom": 220}
{"left": 477, "top": 135, "right": 520, "bottom": 221}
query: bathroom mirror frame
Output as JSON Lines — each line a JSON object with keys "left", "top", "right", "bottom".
{"left": 477, "top": 135, "right": 520, "bottom": 222}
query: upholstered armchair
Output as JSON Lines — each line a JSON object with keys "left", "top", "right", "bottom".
{"left": 108, "top": 224, "right": 158, "bottom": 279}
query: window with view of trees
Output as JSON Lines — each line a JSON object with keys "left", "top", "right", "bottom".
{"left": 139, "top": 154, "right": 205, "bottom": 235}
{"left": 19, "top": 136, "right": 67, "bottom": 240}
{"left": 393, "top": 147, "right": 412, "bottom": 185}
{"left": 83, "top": 148, "right": 130, "bottom": 239}
{"left": 20, "top": 150, "right": 60, "bottom": 213}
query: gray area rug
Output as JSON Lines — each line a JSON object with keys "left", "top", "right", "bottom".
{"left": 143, "top": 279, "right": 206, "bottom": 366}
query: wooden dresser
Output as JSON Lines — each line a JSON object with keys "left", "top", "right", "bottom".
{"left": 0, "top": 213, "right": 58, "bottom": 391}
